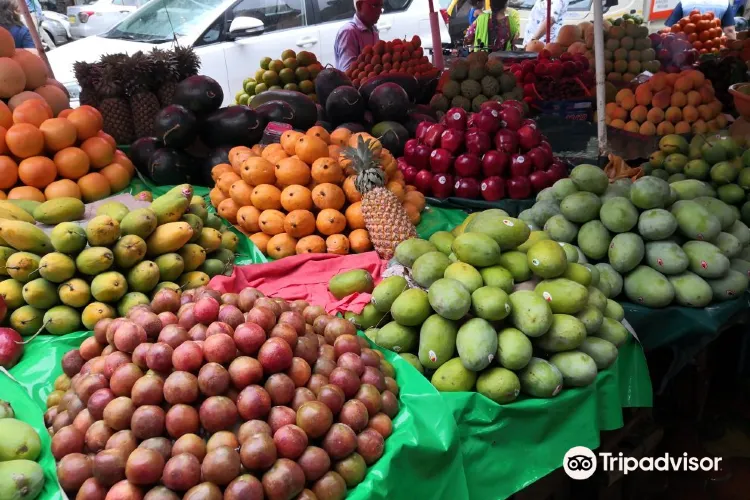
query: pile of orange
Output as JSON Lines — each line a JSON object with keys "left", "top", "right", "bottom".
{"left": 664, "top": 9, "right": 726, "bottom": 54}
{"left": 605, "top": 69, "right": 725, "bottom": 135}
{"left": 209, "top": 126, "right": 426, "bottom": 259}
{"left": 0, "top": 100, "right": 135, "bottom": 202}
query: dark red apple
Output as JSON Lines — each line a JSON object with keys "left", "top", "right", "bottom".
{"left": 480, "top": 100, "right": 503, "bottom": 113}
{"left": 480, "top": 176, "right": 505, "bottom": 201}
{"left": 429, "top": 148, "right": 454, "bottom": 174}
{"left": 413, "top": 170, "right": 433, "bottom": 195}
{"left": 397, "top": 157, "right": 409, "bottom": 172}
{"left": 546, "top": 161, "right": 568, "bottom": 182}
{"left": 481, "top": 150, "right": 508, "bottom": 177}
{"left": 403, "top": 165, "right": 418, "bottom": 184}
{"left": 431, "top": 173, "right": 454, "bottom": 199}
{"left": 423, "top": 123, "right": 445, "bottom": 149}
{"left": 518, "top": 124, "right": 541, "bottom": 151}
{"left": 507, "top": 176, "right": 532, "bottom": 199}
{"left": 538, "top": 141, "right": 552, "bottom": 156}
{"left": 454, "top": 153, "right": 481, "bottom": 178}
{"left": 526, "top": 147, "right": 550, "bottom": 171}
{"left": 520, "top": 118, "right": 537, "bottom": 129}
{"left": 529, "top": 171, "right": 550, "bottom": 192}
{"left": 464, "top": 129, "right": 491, "bottom": 156}
{"left": 412, "top": 144, "right": 431, "bottom": 170}
{"left": 444, "top": 107, "right": 467, "bottom": 131}
{"left": 440, "top": 128, "right": 464, "bottom": 154}
{"left": 499, "top": 106, "right": 522, "bottom": 131}
{"left": 493, "top": 129, "right": 519, "bottom": 154}
{"left": 415, "top": 122, "right": 431, "bottom": 143}
{"left": 472, "top": 113, "right": 500, "bottom": 135}
{"left": 510, "top": 153, "right": 532, "bottom": 177}
{"left": 403, "top": 139, "right": 419, "bottom": 165}
{"left": 454, "top": 177, "right": 480, "bottom": 199}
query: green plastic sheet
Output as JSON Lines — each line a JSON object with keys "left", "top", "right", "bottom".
{"left": 3, "top": 331, "right": 469, "bottom": 500}
{"left": 425, "top": 196, "right": 535, "bottom": 216}
{"left": 416, "top": 206, "right": 468, "bottom": 239}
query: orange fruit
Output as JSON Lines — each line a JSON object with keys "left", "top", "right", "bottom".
{"left": 5, "top": 123, "right": 44, "bottom": 158}
{"left": 266, "top": 234, "right": 298, "bottom": 260}
{"left": 67, "top": 107, "right": 101, "bottom": 141}
{"left": 345, "top": 202, "right": 366, "bottom": 229}
{"left": 212, "top": 163, "right": 234, "bottom": 182}
{"left": 316, "top": 209, "right": 346, "bottom": 235}
{"left": 18, "top": 156, "right": 56, "bottom": 188}
{"left": 44, "top": 179, "right": 81, "bottom": 199}
{"left": 283, "top": 210, "right": 316, "bottom": 238}
{"left": 326, "top": 234, "right": 349, "bottom": 255}
{"left": 54, "top": 147, "right": 90, "bottom": 179}
{"left": 0, "top": 101, "right": 11, "bottom": 129}
{"left": 242, "top": 157, "right": 276, "bottom": 186}
{"left": 280, "top": 185, "right": 313, "bottom": 212}
{"left": 250, "top": 184, "right": 282, "bottom": 211}
{"left": 97, "top": 131, "right": 116, "bottom": 148}
{"left": 237, "top": 206, "right": 261, "bottom": 233}
{"left": 296, "top": 235, "right": 326, "bottom": 254}
{"left": 295, "top": 135, "right": 329, "bottom": 164}
{"left": 8, "top": 186, "right": 45, "bottom": 202}
{"left": 39, "top": 118, "right": 77, "bottom": 152}
{"left": 12, "top": 99, "right": 52, "bottom": 127}
{"left": 100, "top": 163, "right": 131, "bottom": 192}
{"left": 349, "top": 229, "right": 372, "bottom": 253}
{"left": 77, "top": 172, "right": 111, "bottom": 202}
{"left": 112, "top": 151, "right": 134, "bottom": 176}
{"left": 0, "top": 156, "right": 18, "bottom": 189}
{"left": 217, "top": 198, "right": 240, "bottom": 224}
{"left": 250, "top": 232, "right": 272, "bottom": 254}
{"left": 80, "top": 137, "right": 114, "bottom": 169}
{"left": 312, "top": 183, "right": 346, "bottom": 210}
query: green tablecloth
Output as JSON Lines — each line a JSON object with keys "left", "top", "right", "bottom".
{"left": 425, "top": 196, "right": 535, "bottom": 216}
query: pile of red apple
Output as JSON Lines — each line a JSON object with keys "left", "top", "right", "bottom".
{"left": 650, "top": 32, "right": 699, "bottom": 73}
{"left": 510, "top": 52, "right": 594, "bottom": 103}
{"left": 397, "top": 100, "right": 568, "bottom": 201}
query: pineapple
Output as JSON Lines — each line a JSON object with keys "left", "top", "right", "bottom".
{"left": 150, "top": 47, "right": 180, "bottom": 107}
{"left": 96, "top": 56, "right": 135, "bottom": 145}
{"left": 73, "top": 61, "right": 100, "bottom": 107}
{"left": 343, "top": 136, "right": 417, "bottom": 260}
{"left": 126, "top": 53, "right": 161, "bottom": 138}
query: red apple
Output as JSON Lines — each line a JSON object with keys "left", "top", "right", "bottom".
{"left": 480, "top": 176, "right": 505, "bottom": 201}
{"left": 412, "top": 144, "right": 431, "bottom": 170}
{"left": 493, "top": 129, "right": 519, "bottom": 154}
{"left": 414, "top": 170, "right": 433, "bottom": 195}
{"left": 518, "top": 124, "right": 542, "bottom": 151}
{"left": 464, "top": 129, "right": 491, "bottom": 156}
{"left": 529, "top": 171, "right": 550, "bottom": 192}
{"left": 473, "top": 113, "right": 500, "bottom": 135}
{"left": 403, "top": 139, "right": 419, "bottom": 165}
{"left": 397, "top": 157, "right": 409, "bottom": 173}
{"left": 454, "top": 153, "right": 481, "bottom": 178}
{"left": 0, "top": 327, "right": 22, "bottom": 369}
{"left": 481, "top": 150, "right": 509, "bottom": 177}
{"left": 454, "top": 177, "right": 481, "bottom": 199}
{"left": 423, "top": 123, "right": 446, "bottom": 149}
{"left": 507, "top": 176, "right": 532, "bottom": 199}
{"left": 480, "top": 100, "right": 503, "bottom": 113}
{"left": 440, "top": 128, "right": 465, "bottom": 154}
{"left": 415, "top": 122, "right": 431, "bottom": 143}
{"left": 431, "top": 173, "right": 454, "bottom": 199}
{"left": 501, "top": 100, "right": 525, "bottom": 116}
{"left": 539, "top": 140, "right": 552, "bottom": 156}
{"left": 499, "top": 106, "right": 522, "bottom": 131}
{"left": 403, "top": 165, "right": 419, "bottom": 184}
{"left": 546, "top": 161, "right": 568, "bottom": 182}
{"left": 429, "top": 148, "right": 454, "bottom": 173}
{"left": 444, "top": 107, "right": 467, "bottom": 131}
{"left": 527, "top": 147, "right": 550, "bottom": 171}
{"left": 520, "top": 118, "right": 537, "bottom": 129}
{"left": 510, "top": 153, "right": 532, "bottom": 177}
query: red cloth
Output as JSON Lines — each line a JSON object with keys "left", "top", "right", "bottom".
{"left": 209, "top": 252, "right": 387, "bottom": 314}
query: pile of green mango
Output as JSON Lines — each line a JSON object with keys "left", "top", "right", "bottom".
{"left": 644, "top": 133, "right": 750, "bottom": 214}
{"left": 345, "top": 206, "right": 628, "bottom": 405}
{"left": 521, "top": 162, "right": 750, "bottom": 309}
{"left": 0, "top": 185, "right": 239, "bottom": 337}
{"left": 0, "top": 400, "right": 45, "bottom": 500}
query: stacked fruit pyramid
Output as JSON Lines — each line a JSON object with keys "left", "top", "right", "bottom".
{"left": 345, "top": 36, "right": 438, "bottom": 88}
{"left": 46, "top": 288, "right": 399, "bottom": 499}
{"left": 235, "top": 49, "right": 322, "bottom": 104}
{"left": 74, "top": 46, "right": 200, "bottom": 144}
{"left": 603, "top": 15, "right": 660, "bottom": 84}
{"left": 343, "top": 207, "right": 629, "bottom": 403}
{"left": 1, "top": 99, "right": 135, "bottom": 203}
{"left": 209, "top": 129, "right": 426, "bottom": 260}
{"left": 0, "top": 401, "right": 46, "bottom": 500}
{"left": 429, "top": 51, "right": 522, "bottom": 114}
{"left": 606, "top": 69, "right": 725, "bottom": 136}
{"left": 0, "top": 185, "right": 237, "bottom": 337}
{"left": 645, "top": 134, "right": 750, "bottom": 214}
{"left": 518, "top": 161, "right": 750, "bottom": 308}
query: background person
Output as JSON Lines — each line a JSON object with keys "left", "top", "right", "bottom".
{"left": 665, "top": 0, "right": 737, "bottom": 39}
{"left": 0, "top": 0, "right": 34, "bottom": 49}
{"left": 465, "top": 0, "right": 519, "bottom": 51}
{"left": 334, "top": 0, "right": 383, "bottom": 71}
{"left": 522, "top": 0, "right": 570, "bottom": 45}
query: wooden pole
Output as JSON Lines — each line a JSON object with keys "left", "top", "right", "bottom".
{"left": 593, "top": 0, "right": 607, "bottom": 154}
{"left": 15, "top": 0, "right": 54, "bottom": 78}
{"left": 546, "top": 0, "right": 551, "bottom": 42}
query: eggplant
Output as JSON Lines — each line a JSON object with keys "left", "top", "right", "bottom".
{"left": 148, "top": 148, "right": 194, "bottom": 185}
{"left": 359, "top": 74, "right": 418, "bottom": 103}
{"left": 173, "top": 75, "right": 224, "bottom": 116}
{"left": 250, "top": 90, "right": 317, "bottom": 130}
{"left": 325, "top": 85, "right": 366, "bottom": 125}
{"left": 254, "top": 100, "right": 297, "bottom": 126}
{"left": 153, "top": 105, "right": 197, "bottom": 149}
{"left": 314, "top": 68, "right": 353, "bottom": 107}
{"left": 129, "top": 136, "right": 162, "bottom": 172}
{"left": 200, "top": 105, "right": 266, "bottom": 148}
{"left": 368, "top": 83, "right": 409, "bottom": 123}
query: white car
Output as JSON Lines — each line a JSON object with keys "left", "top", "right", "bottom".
{"left": 49, "top": 0, "right": 451, "bottom": 107}
{"left": 67, "top": 0, "right": 149, "bottom": 39}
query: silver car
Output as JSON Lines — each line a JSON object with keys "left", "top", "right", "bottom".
{"left": 67, "top": 0, "right": 148, "bottom": 39}
{"left": 42, "top": 10, "right": 72, "bottom": 47}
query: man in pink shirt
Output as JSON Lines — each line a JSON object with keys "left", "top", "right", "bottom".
{"left": 334, "top": 0, "right": 383, "bottom": 71}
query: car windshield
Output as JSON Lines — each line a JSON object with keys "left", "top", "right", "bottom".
{"left": 83, "top": 0, "right": 99, "bottom": 4}
{"left": 102, "top": 0, "right": 225, "bottom": 41}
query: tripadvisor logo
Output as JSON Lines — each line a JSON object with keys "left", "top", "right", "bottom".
{"left": 563, "top": 446, "right": 722, "bottom": 480}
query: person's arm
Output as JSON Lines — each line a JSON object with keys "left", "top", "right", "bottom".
{"left": 664, "top": 2, "right": 683, "bottom": 27}
{"left": 531, "top": 0, "right": 563, "bottom": 41}
{"left": 722, "top": 3, "right": 737, "bottom": 38}
{"left": 465, "top": 19, "right": 477, "bottom": 43}
{"left": 18, "top": 27, "right": 36, "bottom": 49}
{"left": 334, "top": 28, "right": 359, "bottom": 72}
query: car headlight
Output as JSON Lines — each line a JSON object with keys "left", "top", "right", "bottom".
{"left": 47, "top": 19, "right": 63, "bottom": 29}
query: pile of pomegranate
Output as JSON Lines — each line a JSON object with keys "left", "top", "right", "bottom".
{"left": 398, "top": 102, "right": 568, "bottom": 201}
{"left": 46, "top": 287, "right": 398, "bottom": 500}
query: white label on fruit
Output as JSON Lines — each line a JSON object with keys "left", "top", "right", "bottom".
{"left": 559, "top": 242, "right": 565, "bottom": 247}
{"left": 532, "top": 258, "right": 540, "bottom": 266}
{"left": 429, "top": 350, "right": 437, "bottom": 363}
{"left": 431, "top": 150, "right": 437, "bottom": 157}
{"left": 517, "top": 156, "right": 524, "bottom": 163}
{"left": 487, "top": 353, "right": 494, "bottom": 364}
{"left": 439, "top": 177, "right": 446, "bottom": 185}
{"left": 513, "top": 388, "right": 520, "bottom": 398}
{"left": 481, "top": 182, "right": 487, "bottom": 191}
{"left": 491, "top": 110, "right": 498, "bottom": 117}
{"left": 455, "top": 180, "right": 460, "bottom": 189}
{"left": 393, "top": 345, "right": 401, "bottom": 352}
{"left": 452, "top": 112, "right": 461, "bottom": 120}
{"left": 552, "top": 384, "right": 562, "bottom": 396}
{"left": 505, "top": 303, "right": 511, "bottom": 312}
{"left": 542, "top": 291, "right": 552, "bottom": 302}
{"left": 502, "top": 219, "right": 514, "bottom": 226}
{"left": 528, "top": 224, "right": 533, "bottom": 230}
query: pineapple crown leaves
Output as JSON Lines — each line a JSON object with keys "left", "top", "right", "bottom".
{"left": 173, "top": 44, "right": 200, "bottom": 80}
{"left": 125, "top": 52, "right": 158, "bottom": 95}
{"left": 95, "top": 55, "right": 129, "bottom": 98}
{"left": 149, "top": 47, "right": 181, "bottom": 83}
{"left": 342, "top": 136, "right": 386, "bottom": 194}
